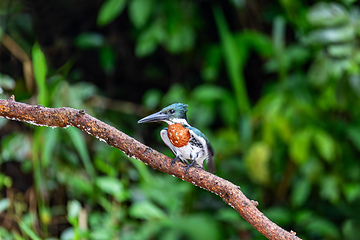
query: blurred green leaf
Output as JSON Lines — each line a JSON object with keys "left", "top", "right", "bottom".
{"left": 304, "top": 25, "right": 355, "bottom": 45}
{"left": 165, "top": 25, "right": 194, "bottom": 53}
{"left": 343, "top": 183, "right": 360, "bottom": 202}
{"left": 213, "top": 6, "right": 250, "bottom": 114}
{"left": 291, "top": 179, "right": 311, "bottom": 207}
{"left": 19, "top": 221, "right": 41, "bottom": 240}
{"left": 313, "top": 129, "right": 335, "bottom": 162}
{"left": 67, "top": 127, "right": 96, "bottom": 178}
{"left": 245, "top": 141, "right": 271, "bottom": 184}
{"left": 306, "top": 216, "right": 340, "bottom": 238}
{"left": 264, "top": 207, "right": 291, "bottom": 226}
{"left": 343, "top": 220, "right": 360, "bottom": 240}
{"left": 0, "top": 73, "right": 16, "bottom": 90}
{"left": 0, "top": 198, "right": 10, "bottom": 212}
{"left": 327, "top": 43, "right": 353, "bottom": 58}
{"left": 100, "top": 45, "right": 116, "bottom": 74}
{"left": 220, "top": 94, "right": 238, "bottom": 126}
{"left": 41, "top": 128, "right": 59, "bottom": 167}
{"left": 308, "top": 54, "right": 329, "bottom": 86}
{"left": 143, "top": 88, "right": 162, "bottom": 110}
{"left": 136, "top": 21, "right": 165, "bottom": 57}
{"left": 192, "top": 84, "right": 225, "bottom": 101}
{"left": 1, "top": 133, "right": 32, "bottom": 162}
{"left": 129, "top": 0, "right": 152, "bottom": 29}
{"left": 347, "top": 126, "right": 360, "bottom": 152}
{"left": 0, "top": 173, "right": 12, "bottom": 188}
{"left": 290, "top": 129, "right": 312, "bottom": 165}
{"left": 39, "top": 207, "right": 51, "bottom": 226}
{"left": 95, "top": 176, "right": 128, "bottom": 201}
{"left": 349, "top": 75, "right": 360, "bottom": 97}
{"left": 216, "top": 208, "right": 242, "bottom": 223}
{"left": 67, "top": 200, "right": 82, "bottom": 222}
{"left": 75, "top": 32, "right": 105, "bottom": 49}
{"left": 172, "top": 215, "right": 220, "bottom": 240}
{"left": 61, "top": 227, "right": 75, "bottom": 240}
{"left": 307, "top": 2, "right": 348, "bottom": 27}
{"left": 129, "top": 201, "right": 166, "bottom": 220}
{"left": 141, "top": 175, "right": 190, "bottom": 214}
{"left": 201, "top": 45, "right": 221, "bottom": 82}
{"left": 32, "top": 42, "right": 48, "bottom": 106}
{"left": 163, "top": 84, "right": 187, "bottom": 104}
{"left": 97, "top": 0, "right": 126, "bottom": 26}
{"left": 320, "top": 175, "right": 339, "bottom": 203}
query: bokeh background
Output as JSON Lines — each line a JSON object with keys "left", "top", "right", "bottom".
{"left": 1, "top": 0, "right": 360, "bottom": 239}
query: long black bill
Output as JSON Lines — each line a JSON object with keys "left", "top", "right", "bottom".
{"left": 138, "top": 111, "right": 169, "bottom": 124}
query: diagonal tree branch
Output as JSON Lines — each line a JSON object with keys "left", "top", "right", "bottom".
{"left": 0, "top": 96, "right": 301, "bottom": 240}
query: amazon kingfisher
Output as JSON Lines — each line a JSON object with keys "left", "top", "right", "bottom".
{"left": 138, "top": 103, "right": 216, "bottom": 173}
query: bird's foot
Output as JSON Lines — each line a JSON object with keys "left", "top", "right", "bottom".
{"left": 171, "top": 155, "right": 180, "bottom": 165}
{"left": 185, "top": 160, "right": 196, "bottom": 174}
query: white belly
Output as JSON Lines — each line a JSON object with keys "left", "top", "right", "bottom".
{"left": 175, "top": 144, "right": 206, "bottom": 166}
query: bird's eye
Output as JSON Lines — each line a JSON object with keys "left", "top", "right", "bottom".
{"left": 169, "top": 109, "right": 175, "bottom": 114}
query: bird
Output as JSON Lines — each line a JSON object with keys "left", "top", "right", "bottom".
{"left": 138, "top": 103, "right": 216, "bottom": 173}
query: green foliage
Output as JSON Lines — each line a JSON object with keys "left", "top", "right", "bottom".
{"left": 2, "top": 0, "right": 360, "bottom": 240}
{"left": 32, "top": 43, "right": 48, "bottom": 106}
{"left": 97, "top": 0, "right": 127, "bottom": 26}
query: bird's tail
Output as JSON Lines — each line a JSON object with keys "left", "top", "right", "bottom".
{"left": 207, "top": 154, "right": 216, "bottom": 173}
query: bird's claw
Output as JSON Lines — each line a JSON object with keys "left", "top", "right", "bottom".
{"left": 171, "top": 155, "right": 180, "bottom": 165}
{"left": 185, "top": 160, "right": 196, "bottom": 174}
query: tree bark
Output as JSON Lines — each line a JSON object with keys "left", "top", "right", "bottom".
{"left": 0, "top": 96, "right": 301, "bottom": 240}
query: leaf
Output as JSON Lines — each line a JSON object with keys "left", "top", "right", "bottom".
{"left": 291, "top": 179, "right": 311, "bottom": 207}
{"left": 343, "top": 183, "right": 360, "bottom": 202}
{"left": 100, "top": 45, "right": 116, "bottom": 74}
{"left": 97, "top": 0, "right": 126, "bottom": 26}
{"left": 39, "top": 207, "right": 51, "bottom": 225}
{"left": 129, "top": 201, "right": 166, "bottom": 220}
{"left": 32, "top": 42, "right": 48, "bottom": 106}
{"left": 327, "top": 43, "right": 353, "bottom": 58}
{"left": 304, "top": 25, "right": 355, "bottom": 45}
{"left": 129, "top": 0, "right": 153, "bottom": 29}
{"left": 165, "top": 25, "right": 195, "bottom": 53}
{"left": 67, "top": 200, "right": 82, "bottom": 222}
{"left": 347, "top": 126, "right": 360, "bottom": 152}
{"left": 192, "top": 84, "right": 226, "bottom": 101}
{"left": 19, "top": 220, "right": 42, "bottom": 240}
{"left": 307, "top": 2, "right": 348, "bottom": 27}
{"left": 213, "top": 6, "right": 250, "bottom": 114}
{"left": 95, "top": 176, "right": 128, "bottom": 201}
{"left": 313, "top": 129, "right": 335, "bottom": 162}
{"left": 306, "top": 216, "right": 340, "bottom": 238}
{"left": 41, "top": 128, "right": 59, "bottom": 167}
{"left": 143, "top": 88, "right": 162, "bottom": 110}
{"left": 290, "top": 129, "right": 312, "bottom": 164}
{"left": 67, "top": 128, "right": 96, "bottom": 178}
{"left": 173, "top": 215, "right": 220, "bottom": 240}
{"left": 201, "top": 44, "right": 222, "bottom": 82}
{"left": 75, "top": 32, "right": 105, "bottom": 48}
{"left": 263, "top": 207, "right": 291, "bottom": 226}
{"left": 0, "top": 198, "right": 10, "bottom": 212}
{"left": 135, "top": 22, "right": 164, "bottom": 57}
{"left": 60, "top": 227, "right": 75, "bottom": 240}
{"left": 349, "top": 74, "right": 360, "bottom": 97}
{"left": 0, "top": 73, "right": 16, "bottom": 90}
{"left": 244, "top": 141, "right": 271, "bottom": 185}
{"left": 320, "top": 175, "right": 339, "bottom": 203}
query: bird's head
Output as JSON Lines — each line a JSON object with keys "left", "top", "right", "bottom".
{"left": 138, "top": 103, "right": 188, "bottom": 124}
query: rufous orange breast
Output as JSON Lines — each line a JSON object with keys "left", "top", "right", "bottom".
{"left": 167, "top": 123, "right": 191, "bottom": 148}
